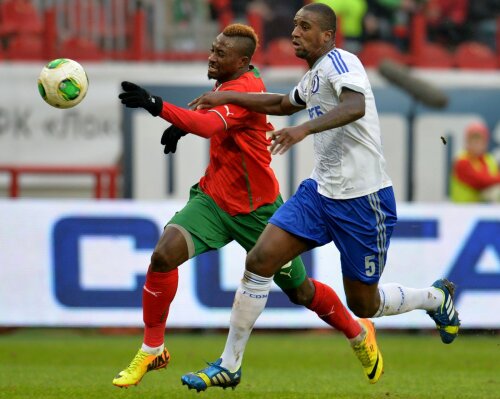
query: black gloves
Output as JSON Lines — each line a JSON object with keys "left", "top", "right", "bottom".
{"left": 161, "top": 124, "right": 187, "bottom": 154}
{"left": 119, "top": 81, "right": 163, "bottom": 117}
{"left": 119, "top": 81, "right": 187, "bottom": 153}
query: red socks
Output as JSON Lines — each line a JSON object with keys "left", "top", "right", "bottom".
{"left": 142, "top": 273, "right": 359, "bottom": 345}
{"left": 307, "top": 278, "right": 361, "bottom": 339}
{"left": 143, "top": 268, "right": 179, "bottom": 347}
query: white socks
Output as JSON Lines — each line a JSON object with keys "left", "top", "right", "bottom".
{"left": 373, "top": 283, "right": 444, "bottom": 317}
{"left": 141, "top": 343, "right": 164, "bottom": 355}
{"left": 220, "top": 270, "right": 272, "bottom": 372}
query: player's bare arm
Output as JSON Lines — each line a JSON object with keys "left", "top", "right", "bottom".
{"left": 304, "top": 88, "right": 365, "bottom": 134}
{"left": 269, "top": 88, "right": 365, "bottom": 155}
{"left": 190, "top": 91, "right": 304, "bottom": 116}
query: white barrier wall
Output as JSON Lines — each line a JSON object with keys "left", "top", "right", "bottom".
{"left": 0, "top": 199, "right": 498, "bottom": 328}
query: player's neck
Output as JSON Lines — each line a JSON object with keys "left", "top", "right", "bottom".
{"left": 307, "top": 43, "right": 336, "bottom": 68}
{"left": 218, "top": 66, "right": 250, "bottom": 84}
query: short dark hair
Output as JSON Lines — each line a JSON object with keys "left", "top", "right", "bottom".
{"left": 302, "top": 3, "right": 337, "bottom": 34}
{"left": 222, "top": 24, "right": 259, "bottom": 58}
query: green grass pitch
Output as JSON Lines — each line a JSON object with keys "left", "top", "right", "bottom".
{"left": 0, "top": 329, "right": 498, "bottom": 399}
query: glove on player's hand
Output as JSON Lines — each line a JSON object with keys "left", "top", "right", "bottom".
{"left": 119, "top": 81, "right": 163, "bottom": 117}
{"left": 161, "top": 124, "right": 187, "bottom": 154}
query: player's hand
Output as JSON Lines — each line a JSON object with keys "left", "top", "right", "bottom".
{"left": 161, "top": 124, "right": 187, "bottom": 154}
{"left": 268, "top": 125, "right": 308, "bottom": 155}
{"left": 188, "top": 91, "right": 235, "bottom": 110}
{"left": 119, "top": 81, "right": 163, "bottom": 117}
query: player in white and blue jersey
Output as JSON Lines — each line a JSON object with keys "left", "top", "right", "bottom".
{"left": 183, "top": 2, "right": 460, "bottom": 390}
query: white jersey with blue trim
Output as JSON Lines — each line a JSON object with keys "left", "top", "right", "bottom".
{"left": 289, "top": 48, "right": 392, "bottom": 199}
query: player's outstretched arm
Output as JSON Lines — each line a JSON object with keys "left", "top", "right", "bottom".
{"left": 118, "top": 81, "right": 225, "bottom": 138}
{"left": 268, "top": 88, "right": 366, "bottom": 155}
{"left": 303, "top": 88, "right": 365, "bottom": 134}
{"left": 189, "top": 91, "right": 303, "bottom": 116}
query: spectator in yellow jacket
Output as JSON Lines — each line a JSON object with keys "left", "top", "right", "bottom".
{"left": 450, "top": 121, "right": 500, "bottom": 202}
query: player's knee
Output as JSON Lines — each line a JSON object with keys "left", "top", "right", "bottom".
{"left": 245, "top": 249, "right": 262, "bottom": 273}
{"left": 346, "top": 298, "right": 377, "bottom": 318}
{"left": 285, "top": 288, "right": 313, "bottom": 306}
{"left": 282, "top": 279, "right": 314, "bottom": 306}
{"left": 245, "top": 248, "right": 272, "bottom": 276}
{"left": 150, "top": 250, "right": 178, "bottom": 272}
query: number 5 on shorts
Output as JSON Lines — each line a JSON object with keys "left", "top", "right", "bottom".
{"left": 365, "top": 255, "right": 376, "bottom": 277}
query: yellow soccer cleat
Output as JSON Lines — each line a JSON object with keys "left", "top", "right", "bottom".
{"left": 351, "top": 319, "right": 384, "bottom": 384}
{"left": 112, "top": 347, "right": 170, "bottom": 388}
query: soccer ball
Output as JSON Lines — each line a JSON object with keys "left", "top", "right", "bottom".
{"left": 37, "top": 58, "right": 89, "bottom": 109}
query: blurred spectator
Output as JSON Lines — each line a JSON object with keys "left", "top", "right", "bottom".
{"left": 166, "top": 0, "right": 217, "bottom": 52}
{"left": 425, "top": 0, "right": 469, "bottom": 48}
{"left": 314, "top": 0, "right": 367, "bottom": 53}
{"left": 231, "top": 0, "right": 250, "bottom": 21}
{"left": 208, "top": 0, "right": 238, "bottom": 28}
{"left": 364, "top": 0, "right": 423, "bottom": 51}
{"left": 173, "top": 0, "right": 205, "bottom": 24}
{"left": 468, "top": 0, "right": 500, "bottom": 51}
{"left": 246, "top": 0, "right": 303, "bottom": 49}
{"left": 450, "top": 122, "right": 500, "bottom": 203}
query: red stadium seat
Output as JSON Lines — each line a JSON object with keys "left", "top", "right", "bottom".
{"left": 264, "top": 38, "right": 305, "bottom": 67}
{"left": 5, "top": 34, "right": 44, "bottom": 60}
{"left": 454, "top": 41, "right": 498, "bottom": 70}
{"left": 59, "top": 37, "right": 105, "bottom": 61}
{"left": 411, "top": 43, "right": 454, "bottom": 69}
{"left": 0, "top": 0, "right": 43, "bottom": 38}
{"left": 358, "top": 41, "right": 407, "bottom": 68}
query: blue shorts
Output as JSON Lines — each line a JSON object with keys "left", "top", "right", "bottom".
{"left": 269, "top": 179, "right": 397, "bottom": 284}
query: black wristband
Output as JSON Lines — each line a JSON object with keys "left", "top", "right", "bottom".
{"left": 147, "top": 95, "right": 163, "bottom": 117}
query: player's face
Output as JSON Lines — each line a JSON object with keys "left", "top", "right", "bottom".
{"left": 207, "top": 34, "right": 245, "bottom": 83}
{"left": 291, "top": 9, "right": 333, "bottom": 64}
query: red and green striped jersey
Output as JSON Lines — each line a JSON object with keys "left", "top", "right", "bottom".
{"left": 199, "top": 67, "right": 279, "bottom": 216}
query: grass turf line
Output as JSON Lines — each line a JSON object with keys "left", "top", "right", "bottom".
{"left": 0, "top": 329, "right": 497, "bottom": 399}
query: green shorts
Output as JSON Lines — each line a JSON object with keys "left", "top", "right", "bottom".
{"left": 168, "top": 184, "right": 307, "bottom": 290}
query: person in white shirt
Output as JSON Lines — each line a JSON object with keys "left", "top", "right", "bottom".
{"left": 182, "top": 2, "right": 460, "bottom": 391}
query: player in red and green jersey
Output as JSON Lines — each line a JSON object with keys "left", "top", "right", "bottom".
{"left": 187, "top": 70, "right": 280, "bottom": 216}
{"left": 114, "top": 23, "right": 375, "bottom": 389}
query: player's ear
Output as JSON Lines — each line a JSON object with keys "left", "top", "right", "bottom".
{"left": 323, "top": 29, "right": 334, "bottom": 45}
{"left": 239, "top": 55, "right": 250, "bottom": 69}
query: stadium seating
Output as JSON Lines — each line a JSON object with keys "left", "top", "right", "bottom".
{"left": 0, "top": 0, "right": 43, "bottom": 38}
{"left": 264, "top": 38, "right": 304, "bottom": 67}
{"left": 411, "top": 43, "right": 454, "bottom": 69}
{"left": 59, "top": 37, "right": 105, "bottom": 61}
{"left": 5, "top": 34, "right": 44, "bottom": 60}
{"left": 0, "top": 1, "right": 498, "bottom": 70}
{"left": 357, "top": 41, "right": 407, "bottom": 68}
{"left": 454, "top": 41, "right": 498, "bottom": 70}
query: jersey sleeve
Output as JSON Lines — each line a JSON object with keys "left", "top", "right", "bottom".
{"left": 159, "top": 102, "right": 225, "bottom": 138}
{"left": 207, "top": 81, "right": 253, "bottom": 130}
{"left": 326, "top": 51, "right": 368, "bottom": 98}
